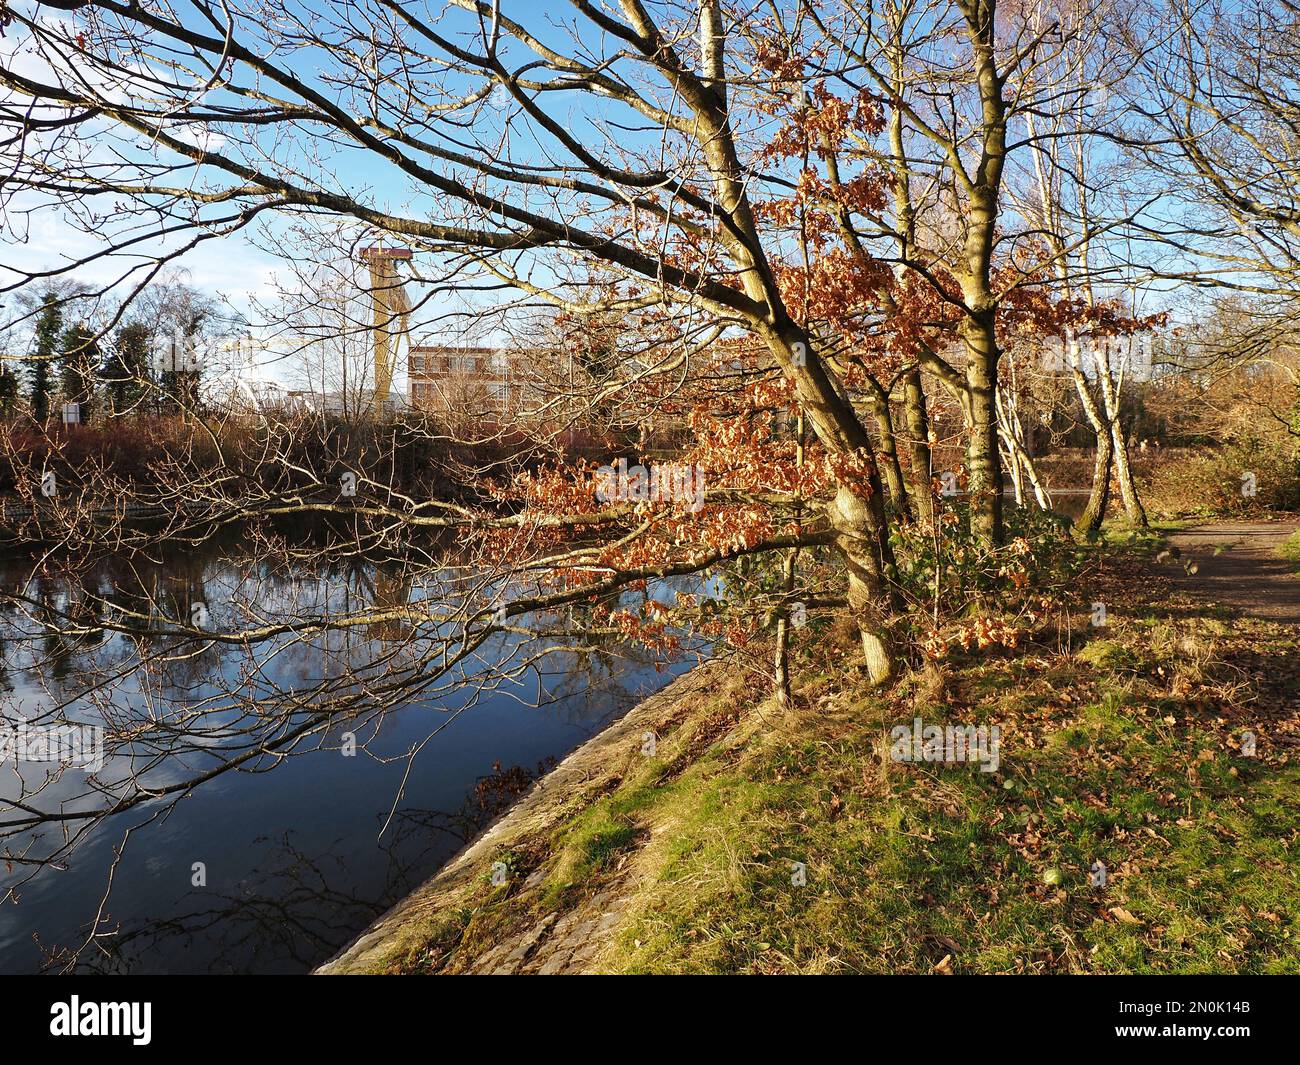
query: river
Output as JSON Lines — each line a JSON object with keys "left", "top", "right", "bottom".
{"left": 0, "top": 542, "right": 706, "bottom": 974}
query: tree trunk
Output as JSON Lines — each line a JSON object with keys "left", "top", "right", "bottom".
{"left": 827, "top": 483, "right": 898, "bottom": 686}
{"left": 1110, "top": 416, "right": 1148, "bottom": 527}
{"left": 1070, "top": 335, "right": 1118, "bottom": 538}
{"left": 775, "top": 408, "right": 804, "bottom": 711}
{"left": 1004, "top": 437, "right": 1024, "bottom": 505}
{"left": 1078, "top": 431, "right": 1114, "bottom": 537}
{"left": 774, "top": 547, "right": 795, "bottom": 711}
{"left": 903, "top": 368, "right": 934, "bottom": 526}
{"left": 868, "top": 384, "right": 909, "bottom": 518}
{"left": 995, "top": 383, "right": 1053, "bottom": 510}
{"left": 1016, "top": 445, "right": 1053, "bottom": 512}
{"left": 766, "top": 326, "right": 898, "bottom": 684}
{"left": 963, "top": 314, "right": 1004, "bottom": 544}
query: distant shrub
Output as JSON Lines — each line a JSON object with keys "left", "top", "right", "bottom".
{"left": 0, "top": 417, "right": 219, "bottom": 493}
{"left": 1141, "top": 439, "right": 1300, "bottom": 519}
{"left": 0, "top": 411, "right": 590, "bottom": 507}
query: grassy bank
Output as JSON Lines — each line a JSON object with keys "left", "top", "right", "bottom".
{"left": 325, "top": 540, "right": 1300, "bottom": 975}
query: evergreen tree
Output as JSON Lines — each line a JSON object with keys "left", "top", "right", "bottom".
{"left": 28, "top": 294, "right": 61, "bottom": 421}
{"left": 0, "top": 364, "right": 19, "bottom": 417}
{"left": 104, "top": 322, "right": 152, "bottom": 415}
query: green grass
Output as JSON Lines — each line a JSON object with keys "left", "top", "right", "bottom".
{"left": 593, "top": 663, "right": 1300, "bottom": 974}
{"left": 1280, "top": 529, "right": 1300, "bottom": 572}
{"left": 544, "top": 785, "right": 658, "bottom": 898}
{"left": 1101, "top": 518, "right": 1186, "bottom": 552}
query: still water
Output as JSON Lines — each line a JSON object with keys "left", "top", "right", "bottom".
{"left": 0, "top": 544, "right": 704, "bottom": 974}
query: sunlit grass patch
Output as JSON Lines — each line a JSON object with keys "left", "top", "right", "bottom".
{"left": 1280, "top": 529, "right": 1300, "bottom": 571}
{"left": 597, "top": 616, "right": 1300, "bottom": 973}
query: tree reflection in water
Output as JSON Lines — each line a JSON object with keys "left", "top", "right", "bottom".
{"left": 63, "top": 758, "right": 556, "bottom": 975}
{"left": 0, "top": 535, "right": 706, "bottom": 973}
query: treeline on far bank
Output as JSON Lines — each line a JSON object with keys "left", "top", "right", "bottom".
{"left": 0, "top": 410, "right": 624, "bottom": 510}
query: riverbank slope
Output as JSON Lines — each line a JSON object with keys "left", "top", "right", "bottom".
{"left": 318, "top": 547, "right": 1300, "bottom": 975}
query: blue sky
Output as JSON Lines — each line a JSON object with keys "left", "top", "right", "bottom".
{"left": 0, "top": 0, "right": 1249, "bottom": 382}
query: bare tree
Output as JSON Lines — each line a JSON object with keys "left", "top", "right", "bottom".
{"left": 1129, "top": 0, "right": 1300, "bottom": 313}
{"left": 0, "top": 2, "right": 1131, "bottom": 951}
{"left": 0, "top": 0, "right": 911, "bottom": 676}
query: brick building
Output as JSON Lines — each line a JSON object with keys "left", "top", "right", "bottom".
{"left": 407, "top": 345, "right": 522, "bottom": 414}
{"left": 406, "top": 342, "right": 694, "bottom": 452}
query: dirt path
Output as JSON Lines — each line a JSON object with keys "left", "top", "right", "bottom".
{"left": 1160, "top": 520, "right": 1300, "bottom": 623}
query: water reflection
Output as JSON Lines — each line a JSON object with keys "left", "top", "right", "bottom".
{"left": 70, "top": 757, "right": 557, "bottom": 975}
{"left": 0, "top": 541, "right": 705, "bottom": 973}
